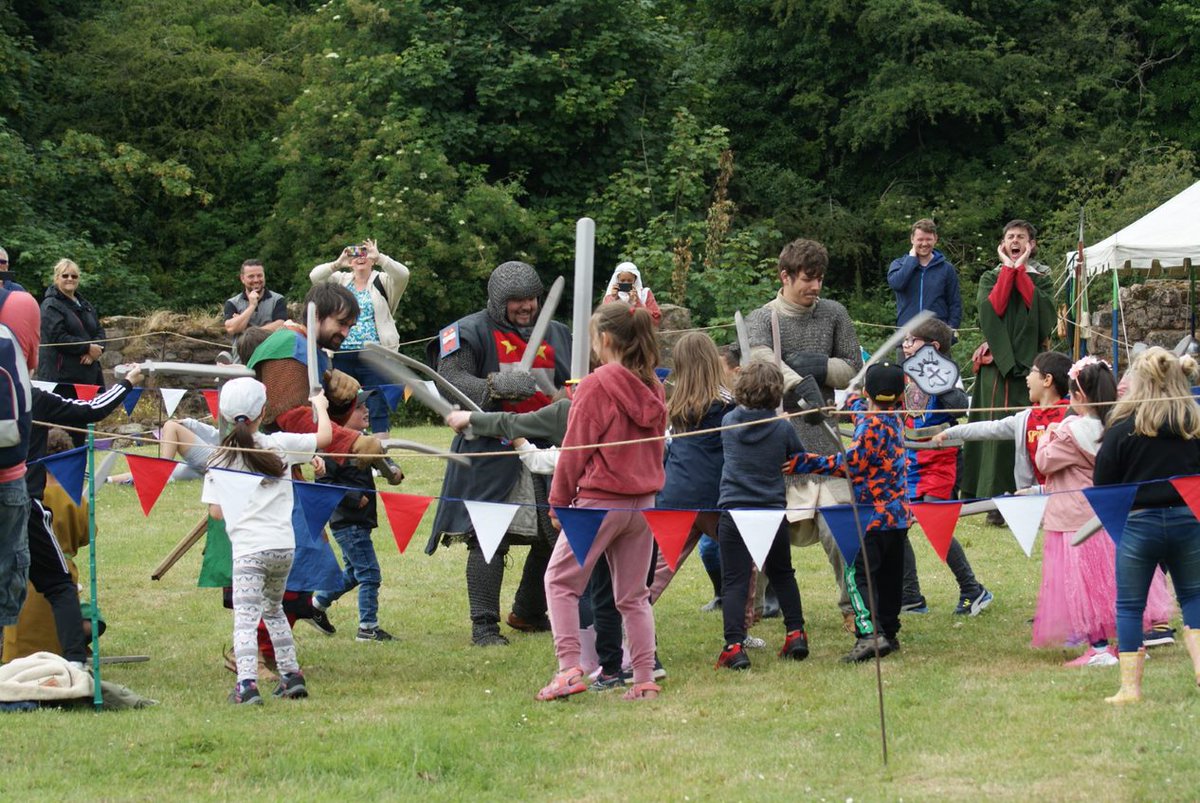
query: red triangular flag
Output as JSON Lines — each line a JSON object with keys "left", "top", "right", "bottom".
{"left": 125, "top": 454, "right": 178, "bottom": 515}
{"left": 201, "top": 389, "right": 220, "bottom": 420}
{"left": 73, "top": 383, "right": 99, "bottom": 402}
{"left": 380, "top": 492, "right": 434, "bottom": 554}
{"left": 642, "top": 510, "right": 697, "bottom": 572}
{"left": 1170, "top": 477, "right": 1200, "bottom": 524}
{"left": 911, "top": 500, "right": 963, "bottom": 562}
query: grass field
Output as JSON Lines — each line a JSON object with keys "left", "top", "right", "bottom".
{"left": 7, "top": 424, "right": 1200, "bottom": 801}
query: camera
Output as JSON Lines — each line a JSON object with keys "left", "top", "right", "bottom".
{"left": 348, "top": 245, "right": 365, "bottom": 257}
{"left": 617, "top": 281, "right": 633, "bottom": 293}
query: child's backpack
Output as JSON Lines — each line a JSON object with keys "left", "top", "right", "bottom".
{"left": 0, "top": 287, "right": 33, "bottom": 465}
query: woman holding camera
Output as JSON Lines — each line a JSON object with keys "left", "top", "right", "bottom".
{"left": 309, "top": 239, "right": 411, "bottom": 435}
{"left": 601, "top": 261, "right": 661, "bottom": 327}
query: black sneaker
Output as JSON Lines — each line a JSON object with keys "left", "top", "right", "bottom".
{"left": 590, "top": 671, "right": 629, "bottom": 691}
{"left": 841, "top": 635, "right": 893, "bottom": 663}
{"left": 716, "top": 643, "right": 751, "bottom": 670}
{"left": 653, "top": 653, "right": 667, "bottom": 680}
{"left": 953, "top": 587, "right": 994, "bottom": 616}
{"left": 273, "top": 671, "right": 308, "bottom": 699}
{"left": 306, "top": 607, "right": 336, "bottom": 636}
{"left": 356, "top": 626, "right": 396, "bottom": 642}
{"left": 228, "top": 679, "right": 263, "bottom": 706}
{"left": 900, "top": 596, "right": 929, "bottom": 614}
{"left": 472, "top": 631, "right": 510, "bottom": 647}
{"left": 1143, "top": 626, "right": 1176, "bottom": 648}
{"left": 887, "top": 636, "right": 901, "bottom": 654}
{"left": 778, "top": 629, "right": 810, "bottom": 661}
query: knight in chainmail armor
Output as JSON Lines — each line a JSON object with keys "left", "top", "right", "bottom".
{"left": 746, "top": 238, "right": 863, "bottom": 630}
{"left": 426, "top": 261, "right": 572, "bottom": 646}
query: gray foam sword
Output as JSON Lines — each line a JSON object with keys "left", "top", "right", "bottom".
{"left": 517, "top": 275, "right": 565, "bottom": 396}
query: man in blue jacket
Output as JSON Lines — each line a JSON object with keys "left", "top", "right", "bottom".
{"left": 887, "top": 219, "right": 961, "bottom": 331}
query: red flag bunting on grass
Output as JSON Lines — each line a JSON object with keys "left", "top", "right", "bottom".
{"left": 126, "top": 454, "right": 178, "bottom": 515}
{"left": 911, "top": 500, "right": 963, "bottom": 562}
{"left": 201, "top": 389, "right": 220, "bottom": 420}
{"left": 380, "top": 492, "right": 434, "bottom": 554}
{"left": 73, "top": 383, "right": 99, "bottom": 402}
{"left": 642, "top": 510, "right": 697, "bottom": 572}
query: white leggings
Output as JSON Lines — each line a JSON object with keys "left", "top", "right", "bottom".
{"left": 232, "top": 549, "right": 298, "bottom": 682}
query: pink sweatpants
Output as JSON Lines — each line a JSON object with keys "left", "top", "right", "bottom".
{"left": 545, "top": 494, "right": 657, "bottom": 684}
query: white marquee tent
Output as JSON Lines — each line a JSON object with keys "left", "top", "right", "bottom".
{"left": 1066, "top": 179, "right": 1200, "bottom": 275}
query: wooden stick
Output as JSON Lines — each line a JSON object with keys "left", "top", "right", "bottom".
{"left": 151, "top": 513, "right": 209, "bottom": 581}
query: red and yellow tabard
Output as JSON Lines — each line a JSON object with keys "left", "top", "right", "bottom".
{"left": 493, "top": 330, "right": 557, "bottom": 413}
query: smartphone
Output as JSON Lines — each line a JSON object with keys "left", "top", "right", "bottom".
{"left": 348, "top": 245, "right": 365, "bottom": 257}
{"left": 617, "top": 281, "right": 634, "bottom": 293}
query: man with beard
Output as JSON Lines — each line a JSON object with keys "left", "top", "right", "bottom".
{"left": 426, "top": 261, "right": 571, "bottom": 646}
{"left": 223, "top": 259, "right": 288, "bottom": 360}
{"left": 746, "top": 238, "right": 863, "bottom": 632}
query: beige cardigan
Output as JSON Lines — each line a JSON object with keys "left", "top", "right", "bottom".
{"left": 309, "top": 253, "right": 410, "bottom": 350}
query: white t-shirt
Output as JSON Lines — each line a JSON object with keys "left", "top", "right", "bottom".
{"left": 201, "top": 431, "right": 318, "bottom": 558}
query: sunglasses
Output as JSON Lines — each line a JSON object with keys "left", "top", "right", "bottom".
{"left": 60, "top": 273, "right": 80, "bottom": 279}
{"left": 0, "top": 259, "right": 8, "bottom": 265}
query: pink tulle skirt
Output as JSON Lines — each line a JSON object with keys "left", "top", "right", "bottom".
{"left": 1032, "top": 530, "right": 1176, "bottom": 648}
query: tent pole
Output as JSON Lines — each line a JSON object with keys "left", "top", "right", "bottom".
{"left": 1112, "top": 268, "right": 1120, "bottom": 375}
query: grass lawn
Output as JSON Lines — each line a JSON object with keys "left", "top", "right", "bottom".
{"left": 7, "top": 424, "right": 1200, "bottom": 800}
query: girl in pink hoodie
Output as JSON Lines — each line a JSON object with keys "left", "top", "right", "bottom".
{"left": 538, "top": 303, "right": 667, "bottom": 701}
{"left": 1033, "top": 358, "right": 1174, "bottom": 665}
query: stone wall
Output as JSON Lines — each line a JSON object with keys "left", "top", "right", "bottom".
{"left": 1087, "top": 279, "right": 1196, "bottom": 365}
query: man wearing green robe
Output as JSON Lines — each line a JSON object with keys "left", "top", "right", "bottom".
{"left": 960, "top": 220, "right": 1056, "bottom": 500}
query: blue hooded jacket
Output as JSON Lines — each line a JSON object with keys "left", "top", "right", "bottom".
{"left": 887, "top": 249, "right": 962, "bottom": 328}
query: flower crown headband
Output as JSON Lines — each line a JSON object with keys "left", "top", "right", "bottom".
{"left": 1068, "top": 355, "right": 1110, "bottom": 383}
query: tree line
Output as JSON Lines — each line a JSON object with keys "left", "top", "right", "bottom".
{"left": 2, "top": 0, "right": 1197, "bottom": 346}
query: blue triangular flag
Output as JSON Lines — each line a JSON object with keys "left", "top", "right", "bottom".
{"left": 285, "top": 503, "right": 342, "bottom": 591}
{"left": 121, "top": 387, "right": 144, "bottom": 416}
{"left": 553, "top": 506, "right": 608, "bottom": 566}
{"left": 292, "top": 481, "right": 349, "bottom": 548}
{"left": 1082, "top": 484, "right": 1140, "bottom": 546}
{"left": 378, "top": 384, "right": 405, "bottom": 411}
{"left": 818, "top": 504, "right": 870, "bottom": 565}
{"left": 43, "top": 446, "right": 88, "bottom": 505}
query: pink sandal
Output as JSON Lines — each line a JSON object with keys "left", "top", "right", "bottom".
{"left": 535, "top": 666, "right": 588, "bottom": 701}
{"left": 621, "top": 681, "right": 661, "bottom": 701}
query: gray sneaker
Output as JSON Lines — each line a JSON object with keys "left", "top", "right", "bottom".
{"left": 841, "top": 634, "right": 893, "bottom": 663}
{"left": 356, "top": 626, "right": 396, "bottom": 642}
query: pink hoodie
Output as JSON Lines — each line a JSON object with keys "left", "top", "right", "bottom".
{"left": 1034, "top": 414, "right": 1103, "bottom": 531}
{"left": 549, "top": 362, "right": 667, "bottom": 506}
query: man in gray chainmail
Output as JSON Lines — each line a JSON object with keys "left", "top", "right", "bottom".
{"left": 425, "top": 262, "right": 572, "bottom": 646}
{"left": 746, "top": 238, "right": 863, "bottom": 632}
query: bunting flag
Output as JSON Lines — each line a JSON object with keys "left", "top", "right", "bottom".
{"left": 1169, "top": 476, "right": 1200, "bottom": 524}
{"left": 204, "top": 469, "right": 261, "bottom": 530}
{"left": 1082, "top": 484, "right": 1140, "bottom": 546}
{"left": 292, "top": 481, "right": 349, "bottom": 548}
{"left": 31, "top": 379, "right": 56, "bottom": 393}
{"left": 464, "top": 500, "right": 520, "bottom": 564}
{"left": 380, "top": 492, "right": 433, "bottom": 553}
{"left": 126, "top": 454, "right": 180, "bottom": 516}
{"left": 818, "top": 504, "right": 870, "bottom": 565}
{"left": 403, "top": 385, "right": 414, "bottom": 403}
{"left": 73, "top": 383, "right": 99, "bottom": 402}
{"left": 121, "top": 387, "right": 144, "bottom": 416}
{"left": 42, "top": 446, "right": 87, "bottom": 505}
{"left": 992, "top": 494, "right": 1050, "bottom": 557}
{"left": 285, "top": 503, "right": 342, "bottom": 591}
{"left": 160, "top": 388, "right": 187, "bottom": 418}
{"left": 197, "top": 515, "right": 232, "bottom": 588}
{"left": 201, "top": 388, "right": 220, "bottom": 420}
{"left": 377, "top": 383, "right": 406, "bottom": 412}
{"left": 642, "top": 509, "right": 698, "bottom": 572}
{"left": 553, "top": 507, "right": 609, "bottom": 566}
{"left": 728, "top": 509, "right": 785, "bottom": 572}
{"left": 911, "top": 500, "right": 963, "bottom": 562}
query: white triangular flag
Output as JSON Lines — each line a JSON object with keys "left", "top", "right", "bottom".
{"left": 993, "top": 494, "right": 1050, "bottom": 557}
{"left": 32, "top": 380, "right": 56, "bottom": 392}
{"left": 464, "top": 500, "right": 520, "bottom": 564}
{"left": 160, "top": 388, "right": 188, "bottom": 418}
{"left": 90, "top": 450, "right": 121, "bottom": 490}
{"left": 203, "top": 468, "right": 262, "bottom": 532}
{"left": 729, "top": 509, "right": 786, "bottom": 572}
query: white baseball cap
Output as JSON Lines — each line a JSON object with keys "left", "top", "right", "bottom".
{"left": 219, "top": 377, "right": 267, "bottom": 424}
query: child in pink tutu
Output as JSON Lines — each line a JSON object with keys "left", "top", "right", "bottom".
{"left": 1033, "top": 357, "right": 1174, "bottom": 666}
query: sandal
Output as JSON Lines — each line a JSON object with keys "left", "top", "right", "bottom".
{"left": 535, "top": 666, "right": 588, "bottom": 701}
{"left": 621, "top": 681, "right": 661, "bottom": 701}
